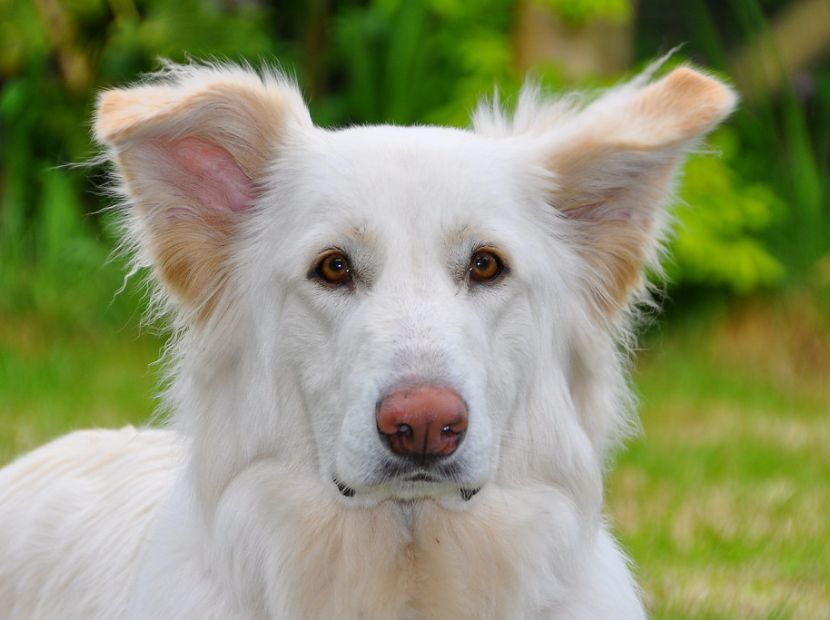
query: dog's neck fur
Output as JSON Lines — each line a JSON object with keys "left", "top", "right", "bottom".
{"left": 204, "top": 458, "right": 597, "bottom": 618}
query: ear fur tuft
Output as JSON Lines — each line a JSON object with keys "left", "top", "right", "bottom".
{"left": 475, "top": 65, "right": 736, "bottom": 315}
{"left": 94, "top": 62, "right": 312, "bottom": 320}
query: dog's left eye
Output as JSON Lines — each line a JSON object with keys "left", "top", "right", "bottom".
{"left": 313, "top": 250, "right": 354, "bottom": 286}
{"left": 469, "top": 249, "right": 505, "bottom": 283}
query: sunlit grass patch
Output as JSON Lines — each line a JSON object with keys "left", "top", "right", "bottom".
{"left": 0, "top": 313, "right": 162, "bottom": 464}
{"left": 608, "top": 296, "right": 830, "bottom": 619}
{"left": 648, "top": 567, "right": 828, "bottom": 619}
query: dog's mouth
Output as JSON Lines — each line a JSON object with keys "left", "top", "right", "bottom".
{"left": 401, "top": 471, "right": 441, "bottom": 483}
{"left": 332, "top": 475, "right": 480, "bottom": 502}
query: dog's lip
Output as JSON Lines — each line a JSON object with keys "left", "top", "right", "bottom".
{"left": 400, "top": 471, "right": 441, "bottom": 483}
{"left": 459, "top": 487, "right": 480, "bottom": 501}
{"left": 333, "top": 477, "right": 356, "bottom": 497}
{"left": 332, "top": 475, "right": 480, "bottom": 501}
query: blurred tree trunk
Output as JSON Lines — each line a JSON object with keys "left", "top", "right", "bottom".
{"left": 730, "top": 0, "right": 830, "bottom": 101}
{"left": 512, "top": 0, "right": 634, "bottom": 79}
{"left": 303, "top": 0, "right": 330, "bottom": 99}
{"left": 107, "top": 0, "right": 138, "bottom": 24}
{"left": 33, "top": 0, "right": 91, "bottom": 93}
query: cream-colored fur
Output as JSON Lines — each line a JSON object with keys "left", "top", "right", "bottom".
{"left": 0, "top": 61, "right": 735, "bottom": 619}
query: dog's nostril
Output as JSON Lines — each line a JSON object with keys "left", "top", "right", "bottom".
{"left": 376, "top": 385, "right": 468, "bottom": 458}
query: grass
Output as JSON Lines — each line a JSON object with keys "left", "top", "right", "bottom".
{"left": 0, "top": 313, "right": 162, "bottom": 463}
{"left": 1, "top": 294, "right": 828, "bottom": 618}
{"left": 607, "top": 293, "right": 830, "bottom": 618}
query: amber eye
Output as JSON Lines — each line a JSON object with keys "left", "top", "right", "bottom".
{"left": 469, "top": 249, "right": 504, "bottom": 283}
{"left": 314, "top": 251, "right": 353, "bottom": 286}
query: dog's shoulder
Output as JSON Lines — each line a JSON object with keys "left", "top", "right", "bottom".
{"left": 0, "top": 427, "right": 184, "bottom": 619}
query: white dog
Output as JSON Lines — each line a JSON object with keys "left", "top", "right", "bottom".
{"left": 0, "top": 62, "right": 734, "bottom": 619}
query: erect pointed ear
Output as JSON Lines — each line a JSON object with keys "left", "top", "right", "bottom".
{"left": 544, "top": 67, "right": 737, "bottom": 313}
{"left": 94, "top": 63, "right": 312, "bottom": 318}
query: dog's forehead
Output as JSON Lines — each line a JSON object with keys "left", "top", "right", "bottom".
{"left": 273, "top": 124, "right": 529, "bottom": 249}
{"left": 264, "top": 124, "right": 537, "bottom": 264}
{"left": 325, "top": 124, "right": 495, "bottom": 162}
{"left": 305, "top": 125, "right": 516, "bottom": 211}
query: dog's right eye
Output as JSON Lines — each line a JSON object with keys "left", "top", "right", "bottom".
{"left": 469, "top": 248, "right": 506, "bottom": 284}
{"left": 312, "top": 250, "right": 354, "bottom": 287}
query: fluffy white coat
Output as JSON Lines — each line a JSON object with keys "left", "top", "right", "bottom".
{"left": 0, "top": 62, "right": 735, "bottom": 619}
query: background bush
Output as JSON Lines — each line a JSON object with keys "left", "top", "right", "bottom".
{"left": 1, "top": 0, "right": 828, "bottom": 323}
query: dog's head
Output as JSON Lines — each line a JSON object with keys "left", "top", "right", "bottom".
{"left": 95, "top": 63, "right": 734, "bottom": 508}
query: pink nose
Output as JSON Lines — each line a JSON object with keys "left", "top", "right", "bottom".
{"left": 376, "top": 385, "right": 468, "bottom": 458}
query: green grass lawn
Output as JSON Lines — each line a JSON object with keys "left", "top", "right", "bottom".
{"left": 1, "top": 297, "right": 827, "bottom": 618}
{"left": 0, "top": 313, "right": 161, "bottom": 462}
{"left": 608, "top": 297, "right": 830, "bottom": 619}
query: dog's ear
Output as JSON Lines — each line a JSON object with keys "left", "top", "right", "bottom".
{"left": 94, "top": 64, "right": 311, "bottom": 318}
{"left": 543, "top": 67, "right": 736, "bottom": 313}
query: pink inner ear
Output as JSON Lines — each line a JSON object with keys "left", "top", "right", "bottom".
{"left": 169, "top": 137, "right": 255, "bottom": 213}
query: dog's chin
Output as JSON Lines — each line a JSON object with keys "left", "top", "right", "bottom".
{"left": 331, "top": 474, "right": 482, "bottom": 510}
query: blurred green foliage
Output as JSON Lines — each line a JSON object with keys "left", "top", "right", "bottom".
{"left": 544, "top": 0, "right": 632, "bottom": 26}
{"left": 672, "top": 129, "right": 787, "bottom": 292}
{"left": 0, "top": 0, "right": 828, "bottom": 326}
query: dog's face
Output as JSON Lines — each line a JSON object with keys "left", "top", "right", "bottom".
{"left": 95, "top": 64, "right": 734, "bottom": 507}
{"left": 257, "top": 127, "right": 545, "bottom": 504}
